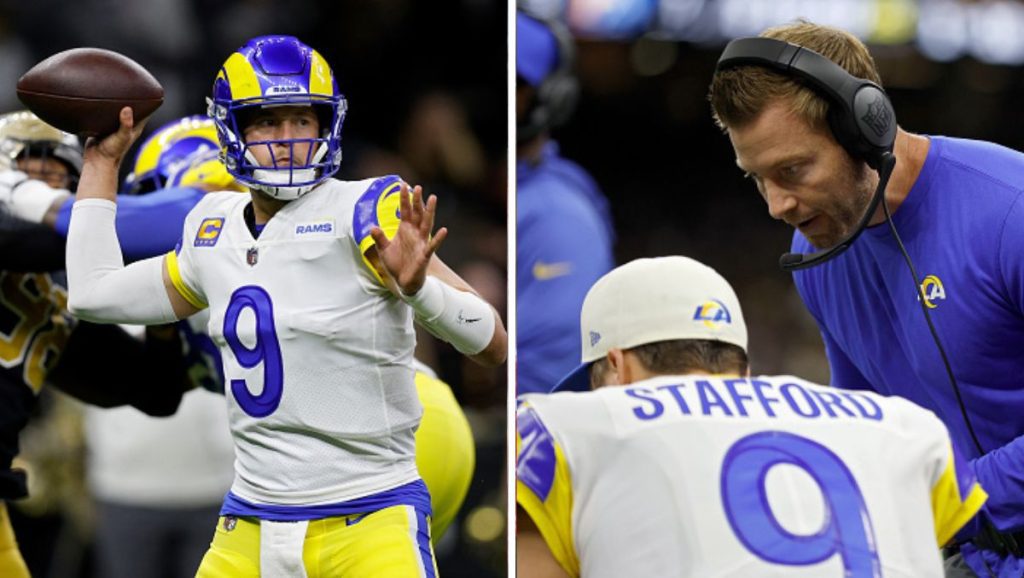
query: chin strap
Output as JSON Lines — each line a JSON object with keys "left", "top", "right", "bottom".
{"left": 243, "top": 142, "right": 331, "bottom": 200}
{"left": 249, "top": 180, "right": 315, "bottom": 201}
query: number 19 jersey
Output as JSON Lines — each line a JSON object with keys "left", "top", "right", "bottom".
{"left": 517, "top": 375, "right": 986, "bottom": 577}
{"left": 167, "top": 176, "right": 421, "bottom": 508}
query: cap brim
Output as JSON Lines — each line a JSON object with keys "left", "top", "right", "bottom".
{"left": 550, "top": 363, "right": 590, "bottom": 393}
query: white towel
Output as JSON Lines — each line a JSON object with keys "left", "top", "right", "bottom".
{"left": 259, "top": 519, "right": 310, "bottom": 578}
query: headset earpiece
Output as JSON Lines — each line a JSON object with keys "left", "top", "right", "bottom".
{"left": 851, "top": 84, "right": 897, "bottom": 166}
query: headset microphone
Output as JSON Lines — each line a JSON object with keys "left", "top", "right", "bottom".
{"left": 779, "top": 152, "right": 895, "bottom": 271}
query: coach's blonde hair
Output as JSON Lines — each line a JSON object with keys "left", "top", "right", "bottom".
{"left": 709, "top": 20, "right": 883, "bottom": 133}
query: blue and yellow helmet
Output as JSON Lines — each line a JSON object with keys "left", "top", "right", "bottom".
{"left": 207, "top": 35, "right": 346, "bottom": 200}
{"left": 124, "top": 115, "right": 243, "bottom": 194}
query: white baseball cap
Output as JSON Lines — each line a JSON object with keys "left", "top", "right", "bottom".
{"left": 551, "top": 256, "right": 748, "bottom": 392}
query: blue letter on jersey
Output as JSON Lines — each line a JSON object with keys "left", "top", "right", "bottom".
{"left": 626, "top": 388, "right": 664, "bottom": 420}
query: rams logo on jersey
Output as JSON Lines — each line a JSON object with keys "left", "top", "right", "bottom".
{"left": 693, "top": 299, "right": 732, "bottom": 329}
{"left": 353, "top": 175, "right": 406, "bottom": 254}
{"left": 194, "top": 218, "right": 225, "bottom": 247}
{"left": 295, "top": 220, "right": 335, "bottom": 236}
{"left": 919, "top": 275, "right": 946, "bottom": 309}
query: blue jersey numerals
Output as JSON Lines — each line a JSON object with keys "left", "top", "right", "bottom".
{"left": 223, "top": 286, "right": 284, "bottom": 418}
{"left": 720, "top": 431, "right": 881, "bottom": 577}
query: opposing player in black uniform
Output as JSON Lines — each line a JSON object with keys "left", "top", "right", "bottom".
{"left": 0, "top": 111, "right": 188, "bottom": 576}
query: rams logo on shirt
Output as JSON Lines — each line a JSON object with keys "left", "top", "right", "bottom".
{"left": 533, "top": 261, "right": 572, "bottom": 281}
{"left": 693, "top": 299, "right": 732, "bottom": 329}
{"left": 919, "top": 275, "right": 946, "bottom": 309}
{"left": 194, "top": 218, "right": 225, "bottom": 247}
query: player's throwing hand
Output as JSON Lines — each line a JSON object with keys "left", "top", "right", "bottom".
{"left": 369, "top": 183, "right": 449, "bottom": 296}
{"left": 84, "top": 107, "right": 148, "bottom": 167}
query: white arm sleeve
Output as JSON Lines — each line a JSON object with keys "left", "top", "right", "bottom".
{"left": 66, "top": 199, "right": 178, "bottom": 324}
{"left": 0, "top": 171, "right": 71, "bottom": 223}
{"left": 401, "top": 275, "right": 496, "bottom": 355}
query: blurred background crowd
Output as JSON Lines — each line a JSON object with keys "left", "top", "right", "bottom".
{"left": 520, "top": 0, "right": 1024, "bottom": 384}
{"left": 0, "top": 1, "right": 507, "bottom": 577}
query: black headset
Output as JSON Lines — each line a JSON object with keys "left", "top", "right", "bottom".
{"left": 715, "top": 37, "right": 991, "bottom": 468}
{"left": 517, "top": 12, "right": 580, "bottom": 143}
{"left": 717, "top": 37, "right": 897, "bottom": 171}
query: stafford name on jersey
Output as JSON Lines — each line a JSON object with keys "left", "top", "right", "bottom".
{"left": 623, "top": 376, "right": 883, "bottom": 422}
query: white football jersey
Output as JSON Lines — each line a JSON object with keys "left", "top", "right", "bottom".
{"left": 517, "top": 375, "right": 986, "bottom": 578}
{"left": 167, "top": 176, "right": 421, "bottom": 506}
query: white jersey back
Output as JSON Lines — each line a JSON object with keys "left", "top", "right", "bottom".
{"left": 516, "top": 375, "right": 985, "bottom": 578}
{"left": 169, "top": 177, "right": 420, "bottom": 506}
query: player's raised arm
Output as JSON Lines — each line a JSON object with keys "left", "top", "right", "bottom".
{"left": 67, "top": 107, "right": 199, "bottom": 323}
{"left": 368, "top": 182, "right": 507, "bottom": 367}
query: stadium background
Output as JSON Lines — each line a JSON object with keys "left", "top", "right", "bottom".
{"left": 521, "top": 0, "right": 1024, "bottom": 385}
{"left": 0, "top": 1, "right": 508, "bottom": 577}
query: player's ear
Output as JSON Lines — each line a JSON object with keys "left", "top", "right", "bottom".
{"left": 606, "top": 348, "right": 627, "bottom": 386}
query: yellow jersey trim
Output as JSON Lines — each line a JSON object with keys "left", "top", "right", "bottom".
{"left": 932, "top": 444, "right": 988, "bottom": 547}
{"left": 165, "top": 250, "right": 207, "bottom": 309}
{"left": 516, "top": 425, "right": 580, "bottom": 577}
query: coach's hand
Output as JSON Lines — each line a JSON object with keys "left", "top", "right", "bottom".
{"left": 369, "top": 182, "right": 448, "bottom": 296}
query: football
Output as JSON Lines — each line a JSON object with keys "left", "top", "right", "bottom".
{"left": 16, "top": 47, "right": 164, "bottom": 138}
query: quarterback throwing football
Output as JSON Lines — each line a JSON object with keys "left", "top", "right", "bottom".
{"left": 66, "top": 35, "right": 506, "bottom": 577}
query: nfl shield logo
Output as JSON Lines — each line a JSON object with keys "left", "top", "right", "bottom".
{"left": 246, "top": 247, "right": 259, "bottom": 266}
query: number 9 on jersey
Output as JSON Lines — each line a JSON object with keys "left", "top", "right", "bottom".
{"left": 720, "top": 431, "right": 882, "bottom": 577}
{"left": 223, "top": 285, "right": 284, "bottom": 418}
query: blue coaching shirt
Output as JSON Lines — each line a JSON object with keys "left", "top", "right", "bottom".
{"left": 517, "top": 142, "right": 614, "bottom": 394}
{"left": 791, "top": 136, "right": 1024, "bottom": 534}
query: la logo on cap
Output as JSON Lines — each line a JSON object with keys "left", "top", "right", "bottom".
{"left": 693, "top": 299, "right": 732, "bottom": 329}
